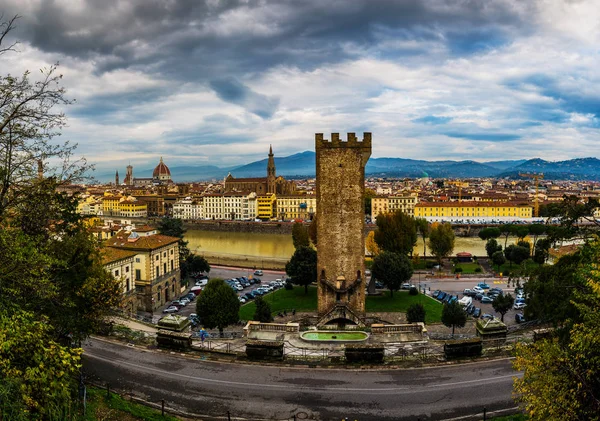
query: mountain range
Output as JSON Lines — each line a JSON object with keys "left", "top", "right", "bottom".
{"left": 96, "top": 153, "right": 600, "bottom": 182}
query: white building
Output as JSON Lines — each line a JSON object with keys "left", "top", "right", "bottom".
{"left": 173, "top": 197, "right": 203, "bottom": 220}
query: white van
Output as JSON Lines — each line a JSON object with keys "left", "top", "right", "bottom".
{"left": 458, "top": 296, "right": 472, "bottom": 307}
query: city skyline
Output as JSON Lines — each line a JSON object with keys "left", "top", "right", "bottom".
{"left": 2, "top": 1, "right": 600, "bottom": 173}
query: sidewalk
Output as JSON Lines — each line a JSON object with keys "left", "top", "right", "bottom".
{"left": 108, "top": 316, "right": 158, "bottom": 334}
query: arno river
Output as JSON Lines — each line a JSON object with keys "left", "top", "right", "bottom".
{"left": 185, "top": 229, "right": 508, "bottom": 262}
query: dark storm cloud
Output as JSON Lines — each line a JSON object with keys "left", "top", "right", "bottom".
{"left": 209, "top": 78, "right": 279, "bottom": 118}
{"left": 11, "top": 0, "right": 532, "bottom": 81}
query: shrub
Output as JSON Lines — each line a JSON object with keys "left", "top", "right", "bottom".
{"left": 284, "top": 282, "right": 294, "bottom": 290}
{"left": 406, "top": 303, "right": 426, "bottom": 323}
{"left": 474, "top": 267, "right": 482, "bottom": 273}
{"left": 454, "top": 267, "right": 463, "bottom": 273}
{"left": 409, "top": 287, "right": 419, "bottom": 296}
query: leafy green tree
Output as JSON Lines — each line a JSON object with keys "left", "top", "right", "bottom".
{"left": 492, "top": 293, "right": 515, "bottom": 322}
{"left": 415, "top": 217, "right": 430, "bottom": 258}
{"left": 513, "top": 225, "right": 530, "bottom": 241}
{"left": 374, "top": 210, "right": 417, "bottom": 256}
{"left": 491, "top": 250, "right": 506, "bottom": 271}
{"left": 371, "top": 251, "right": 413, "bottom": 297}
{"left": 478, "top": 227, "right": 501, "bottom": 241}
{"left": 505, "top": 244, "right": 529, "bottom": 268}
{"left": 0, "top": 310, "right": 81, "bottom": 418}
{"left": 308, "top": 214, "right": 317, "bottom": 246}
{"left": 157, "top": 217, "right": 190, "bottom": 261}
{"left": 253, "top": 297, "right": 273, "bottom": 323}
{"left": 182, "top": 254, "right": 211, "bottom": 279}
{"left": 485, "top": 238, "right": 502, "bottom": 259}
{"left": 514, "top": 239, "right": 600, "bottom": 420}
{"left": 406, "top": 303, "right": 426, "bottom": 323}
{"left": 364, "top": 188, "right": 376, "bottom": 217}
{"left": 500, "top": 224, "right": 514, "bottom": 248}
{"left": 441, "top": 301, "right": 467, "bottom": 336}
{"left": 524, "top": 251, "right": 586, "bottom": 325}
{"left": 533, "top": 238, "right": 551, "bottom": 264}
{"left": 196, "top": 278, "right": 240, "bottom": 336}
{"left": 291, "top": 222, "right": 310, "bottom": 249}
{"left": 285, "top": 246, "right": 317, "bottom": 294}
{"left": 527, "top": 223, "right": 546, "bottom": 250}
{"left": 428, "top": 223, "right": 455, "bottom": 267}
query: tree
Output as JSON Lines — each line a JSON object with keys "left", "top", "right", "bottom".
{"left": 196, "top": 278, "right": 240, "bottom": 336}
{"left": 491, "top": 250, "right": 506, "bottom": 271}
{"left": 406, "top": 303, "right": 426, "bottom": 323}
{"left": 491, "top": 293, "right": 514, "bottom": 322}
{"left": 365, "top": 230, "right": 380, "bottom": 256}
{"left": 371, "top": 251, "right": 413, "bottom": 297}
{"left": 505, "top": 244, "right": 529, "bottom": 268}
{"left": 364, "top": 188, "right": 376, "bottom": 217}
{"left": 428, "top": 223, "right": 455, "bottom": 266}
{"left": 253, "top": 297, "right": 273, "bottom": 323}
{"left": 374, "top": 210, "right": 417, "bottom": 256}
{"left": 0, "top": 310, "right": 82, "bottom": 418}
{"left": 485, "top": 238, "right": 502, "bottom": 259}
{"left": 500, "top": 224, "right": 514, "bottom": 248}
{"left": 182, "top": 254, "right": 210, "bottom": 279}
{"left": 533, "top": 237, "right": 551, "bottom": 264}
{"left": 513, "top": 239, "right": 600, "bottom": 420}
{"left": 415, "top": 217, "right": 430, "bottom": 258}
{"left": 308, "top": 214, "right": 317, "bottom": 246}
{"left": 291, "top": 222, "right": 310, "bottom": 249}
{"left": 441, "top": 301, "right": 467, "bottom": 336}
{"left": 527, "top": 223, "right": 546, "bottom": 250}
{"left": 478, "top": 227, "right": 501, "bottom": 241}
{"left": 157, "top": 217, "right": 190, "bottom": 261}
{"left": 285, "top": 246, "right": 317, "bottom": 294}
{"left": 513, "top": 225, "right": 530, "bottom": 241}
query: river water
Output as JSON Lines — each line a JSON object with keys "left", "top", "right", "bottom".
{"left": 185, "top": 229, "right": 510, "bottom": 260}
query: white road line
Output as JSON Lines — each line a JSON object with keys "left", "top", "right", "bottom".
{"left": 84, "top": 351, "right": 521, "bottom": 393}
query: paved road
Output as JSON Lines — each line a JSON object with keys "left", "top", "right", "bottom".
{"left": 83, "top": 337, "right": 521, "bottom": 421}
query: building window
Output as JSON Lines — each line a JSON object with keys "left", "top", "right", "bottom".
{"left": 170, "top": 249, "right": 174, "bottom": 255}
{"left": 125, "top": 266, "right": 130, "bottom": 273}
{"left": 156, "top": 255, "right": 159, "bottom": 261}
{"left": 163, "top": 263, "right": 167, "bottom": 274}
{"left": 171, "top": 260, "right": 174, "bottom": 271}
{"left": 163, "top": 252, "right": 167, "bottom": 257}
{"left": 135, "top": 269, "right": 141, "bottom": 280}
{"left": 156, "top": 266, "right": 160, "bottom": 277}
{"left": 114, "top": 269, "right": 119, "bottom": 277}
{"left": 126, "top": 279, "right": 130, "bottom": 292}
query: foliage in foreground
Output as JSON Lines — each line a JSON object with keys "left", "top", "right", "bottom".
{"left": 196, "top": 278, "right": 240, "bottom": 335}
{"left": 371, "top": 251, "right": 413, "bottom": 297}
{"left": 513, "top": 238, "right": 600, "bottom": 420}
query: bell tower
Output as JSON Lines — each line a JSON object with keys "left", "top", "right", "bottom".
{"left": 267, "top": 145, "right": 276, "bottom": 194}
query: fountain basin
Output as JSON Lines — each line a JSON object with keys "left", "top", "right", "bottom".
{"left": 300, "top": 331, "right": 369, "bottom": 342}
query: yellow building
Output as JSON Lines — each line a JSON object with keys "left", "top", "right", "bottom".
{"left": 257, "top": 194, "right": 277, "bottom": 220}
{"left": 105, "top": 231, "right": 181, "bottom": 312}
{"left": 102, "top": 193, "right": 122, "bottom": 216}
{"left": 415, "top": 201, "right": 532, "bottom": 221}
{"left": 276, "top": 195, "right": 316, "bottom": 221}
{"left": 119, "top": 198, "right": 147, "bottom": 218}
{"left": 101, "top": 247, "right": 138, "bottom": 316}
{"left": 371, "top": 194, "right": 418, "bottom": 220}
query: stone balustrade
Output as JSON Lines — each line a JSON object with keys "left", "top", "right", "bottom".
{"left": 243, "top": 321, "right": 300, "bottom": 337}
{"left": 371, "top": 322, "right": 427, "bottom": 335}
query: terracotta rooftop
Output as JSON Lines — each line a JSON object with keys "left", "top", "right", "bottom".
{"left": 416, "top": 201, "right": 531, "bottom": 208}
{"left": 101, "top": 247, "right": 138, "bottom": 265}
{"left": 104, "top": 233, "right": 179, "bottom": 250}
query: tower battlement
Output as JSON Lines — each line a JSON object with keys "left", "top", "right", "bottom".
{"left": 315, "top": 132, "right": 372, "bottom": 149}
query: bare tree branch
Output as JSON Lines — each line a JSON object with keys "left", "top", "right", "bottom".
{"left": 0, "top": 14, "right": 20, "bottom": 56}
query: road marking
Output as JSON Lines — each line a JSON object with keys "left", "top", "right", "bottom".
{"left": 84, "top": 351, "right": 522, "bottom": 393}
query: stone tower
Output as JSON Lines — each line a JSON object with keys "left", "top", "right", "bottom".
{"left": 315, "top": 132, "right": 371, "bottom": 326}
{"left": 125, "top": 164, "right": 133, "bottom": 185}
{"left": 115, "top": 170, "right": 119, "bottom": 185}
{"left": 267, "top": 144, "right": 276, "bottom": 194}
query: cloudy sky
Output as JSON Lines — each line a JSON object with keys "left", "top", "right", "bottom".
{"left": 2, "top": 0, "right": 600, "bottom": 174}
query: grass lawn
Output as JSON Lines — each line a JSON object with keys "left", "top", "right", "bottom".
{"left": 240, "top": 285, "right": 443, "bottom": 324}
{"left": 239, "top": 286, "right": 318, "bottom": 320}
{"left": 494, "top": 259, "right": 540, "bottom": 276}
{"left": 83, "top": 386, "right": 180, "bottom": 421}
{"left": 366, "top": 291, "right": 442, "bottom": 323}
{"left": 454, "top": 262, "right": 483, "bottom": 274}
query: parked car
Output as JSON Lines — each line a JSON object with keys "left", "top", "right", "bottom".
{"left": 477, "top": 282, "right": 490, "bottom": 290}
{"left": 465, "top": 304, "right": 474, "bottom": 314}
{"left": 490, "top": 287, "right": 503, "bottom": 294}
{"left": 253, "top": 277, "right": 262, "bottom": 284}
{"left": 401, "top": 283, "right": 414, "bottom": 290}
{"left": 375, "top": 280, "right": 384, "bottom": 289}
{"left": 432, "top": 290, "right": 441, "bottom": 298}
{"left": 514, "top": 301, "right": 526, "bottom": 310}
{"left": 178, "top": 297, "right": 190, "bottom": 305}
{"left": 481, "top": 296, "right": 493, "bottom": 304}
{"left": 515, "top": 313, "right": 526, "bottom": 323}
{"left": 472, "top": 286, "right": 484, "bottom": 294}
{"left": 239, "top": 297, "right": 246, "bottom": 304}
{"left": 254, "top": 270, "right": 263, "bottom": 276}
{"left": 463, "top": 288, "right": 474, "bottom": 296}
{"left": 162, "top": 306, "right": 179, "bottom": 313}
{"left": 467, "top": 305, "right": 476, "bottom": 315}
{"left": 458, "top": 296, "right": 472, "bottom": 307}
{"left": 169, "top": 300, "right": 185, "bottom": 308}
{"left": 473, "top": 307, "right": 481, "bottom": 318}
{"left": 249, "top": 290, "right": 261, "bottom": 298}
{"left": 481, "top": 313, "right": 494, "bottom": 320}
{"left": 474, "top": 293, "right": 484, "bottom": 301}
{"left": 243, "top": 293, "right": 254, "bottom": 300}
{"left": 437, "top": 291, "right": 447, "bottom": 301}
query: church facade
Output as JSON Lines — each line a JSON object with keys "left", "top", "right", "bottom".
{"left": 224, "top": 146, "right": 296, "bottom": 195}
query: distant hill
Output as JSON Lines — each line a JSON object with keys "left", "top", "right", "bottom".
{"left": 93, "top": 154, "right": 600, "bottom": 182}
